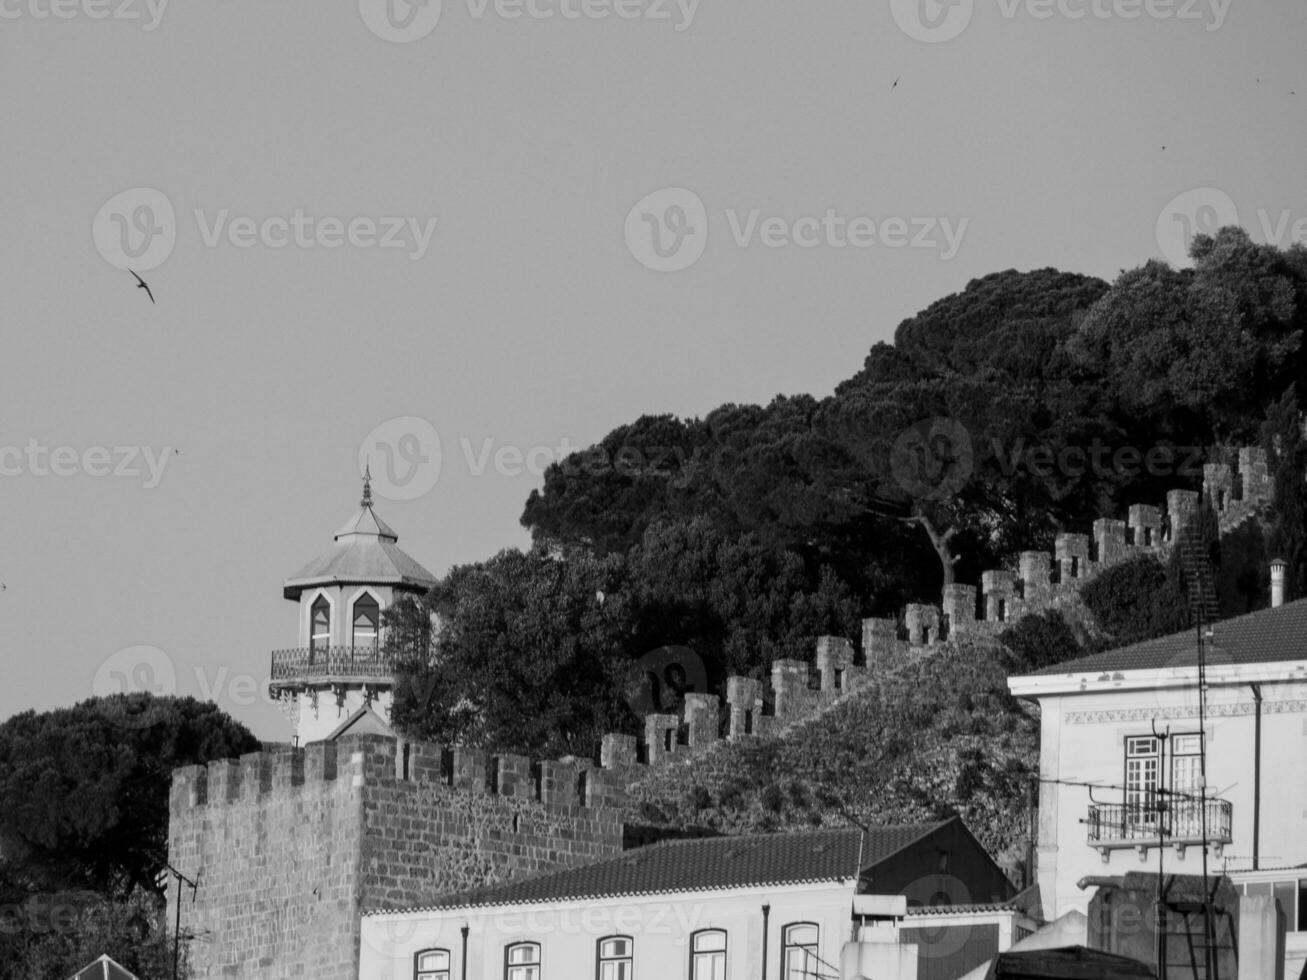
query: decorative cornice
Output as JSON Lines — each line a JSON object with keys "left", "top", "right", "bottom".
{"left": 1067, "top": 699, "right": 1307, "bottom": 724}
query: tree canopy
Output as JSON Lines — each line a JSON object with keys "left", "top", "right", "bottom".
{"left": 0, "top": 694, "right": 259, "bottom": 899}
{"left": 386, "top": 229, "right": 1307, "bottom": 764}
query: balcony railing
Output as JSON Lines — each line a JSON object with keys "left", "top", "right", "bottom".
{"left": 268, "top": 646, "right": 396, "bottom": 687}
{"left": 1087, "top": 799, "right": 1232, "bottom": 852}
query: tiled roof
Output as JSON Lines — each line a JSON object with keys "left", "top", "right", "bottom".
{"left": 1034, "top": 598, "right": 1307, "bottom": 676}
{"left": 904, "top": 903, "right": 1020, "bottom": 917}
{"left": 368, "top": 820, "right": 952, "bottom": 913}
{"left": 284, "top": 503, "right": 438, "bottom": 599}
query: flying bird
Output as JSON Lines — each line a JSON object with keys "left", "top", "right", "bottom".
{"left": 129, "top": 269, "right": 155, "bottom": 304}
{"left": 891, "top": 76, "right": 900, "bottom": 91}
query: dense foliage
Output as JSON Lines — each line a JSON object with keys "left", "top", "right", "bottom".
{"left": 1079, "top": 556, "right": 1191, "bottom": 651}
{"left": 0, "top": 694, "right": 260, "bottom": 899}
{"left": 0, "top": 695, "right": 257, "bottom": 978}
{"left": 0, "top": 889, "right": 185, "bottom": 980}
{"left": 391, "top": 228, "right": 1307, "bottom": 856}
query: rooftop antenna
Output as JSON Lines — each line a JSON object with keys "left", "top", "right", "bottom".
{"left": 164, "top": 862, "right": 199, "bottom": 980}
{"left": 1176, "top": 484, "right": 1221, "bottom": 980}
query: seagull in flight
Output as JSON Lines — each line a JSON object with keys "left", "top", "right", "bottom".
{"left": 129, "top": 269, "right": 155, "bottom": 304}
{"left": 891, "top": 75, "right": 900, "bottom": 91}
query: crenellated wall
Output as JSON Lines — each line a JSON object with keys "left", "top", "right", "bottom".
{"left": 168, "top": 447, "right": 1273, "bottom": 979}
{"left": 168, "top": 734, "right": 624, "bottom": 979}
{"left": 590, "top": 448, "right": 1273, "bottom": 770}
{"left": 914, "top": 447, "right": 1271, "bottom": 642}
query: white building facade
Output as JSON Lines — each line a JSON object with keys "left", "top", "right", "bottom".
{"left": 359, "top": 821, "right": 1034, "bottom": 980}
{"left": 1009, "top": 597, "right": 1307, "bottom": 977}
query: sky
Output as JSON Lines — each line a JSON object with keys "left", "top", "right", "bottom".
{"left": 1, "top": 0, "right": 1304, "bottom": 741}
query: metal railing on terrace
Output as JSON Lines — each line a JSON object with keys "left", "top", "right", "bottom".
{"left": 268, "top": 646, "right": 396, "bottom": 685}
{"left": 1087, "top": 799, "right": 1232, "bottom": 849}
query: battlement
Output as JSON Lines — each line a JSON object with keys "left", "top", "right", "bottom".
{"left": 587, "top": 447, "right": 1273, "bottom": 774}
{"left": 897, "top": 447, "right": 1271, "bottom": 641}
{"left": 169, "top": 734, "right": 624, "bottom": 979}
{"left": 170, "top": 733, "right": 633, "bottom": 823}
{"left": 169, "top": 446, "right": 1273, "bottom": 979}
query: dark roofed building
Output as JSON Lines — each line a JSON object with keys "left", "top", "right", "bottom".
{"left": 361, "top": 816, "right": 1032, "bottom": 979}
{"left": 978, "top": 946, "right": 1156, "bottom": 979}
{"left": 1034, "top": 597, "right": 1307, "bottom": 676}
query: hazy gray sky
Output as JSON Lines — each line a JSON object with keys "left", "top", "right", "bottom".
{"left": 1, "top": 0, "right": 1303, "bottom": 740}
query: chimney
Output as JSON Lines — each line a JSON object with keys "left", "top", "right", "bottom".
{"left": 1270, "top": 558, "right": 1287, "bottom": 608}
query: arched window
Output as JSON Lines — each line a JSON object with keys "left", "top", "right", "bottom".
{"left": 504, "top": 942, "right": 540, "bottom": 980}
{"left": 596, "top": 935, "right": 633, "bottom": 980}
{"left": 781, "top": 923, "right": 819, "bottom": 980}
{"left": 415, "top": 948, "right": 450, "bottom": 980}
{"left": 352, "top": 592, "right": 380, "bottom": 651}
{"left": 310, "top": 595, "right": 331, "bottom": 656}
{"left": 690, "top": 929, "right": 726, "bottom": 980}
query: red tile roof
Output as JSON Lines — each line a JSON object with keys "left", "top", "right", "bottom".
{"left": 368, "top": 820, "right": 954, "bottom": 912}
{"left": 1034, "top": 598, "right": 1307, "bottom": 676}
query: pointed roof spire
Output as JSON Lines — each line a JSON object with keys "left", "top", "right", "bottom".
{"left": 281, "top": 467, "right": 437, "bottom": 600}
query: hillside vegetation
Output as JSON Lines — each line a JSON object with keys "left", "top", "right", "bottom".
{"left": 387, "top": 227, "right": 1307, "bottom": 857}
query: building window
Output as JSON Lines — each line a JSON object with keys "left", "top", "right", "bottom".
{"left": 310, "top": 595, "right": 331, "bottom": 656}
{"left": 781, "top": 923, "right": 819, "bottom": 980}
{"left": 597, "top": 935, "right": 633, "bottom": 980}
{"left": 1124, "top": 735, "right": 1160, "bottom": 827}
{"left": 352, "top": 593, "right": 380, "bottom": 651}
{"left": 505, "top": 942, "right": 540, "bottom": 980}
{"left": 690, "top": 929, "right": 726, "bottom": 980}
{"left": 415, "top": 949, "right": 450, "bottom": 980}
{"left": 1124, "top": 733, "right": 1202, "bottom": 832}
{"left": 1168, "top": 734, "right": 1203, "bottom": 837}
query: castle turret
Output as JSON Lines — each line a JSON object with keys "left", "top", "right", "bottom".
{"left": 268, "top": 470, "right": 438, "bottom": 745}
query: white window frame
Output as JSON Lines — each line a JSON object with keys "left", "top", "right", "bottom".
{"left": 415, "top": 948, "right": 450, "bottom": 980}
{"left": 505, "top": 941, "right": 540, "bottom": 980}
{"left": 597, "top": 935, "right": 633, "bottom": 980}
{"left": 690, "top": 929, "right": 726, "bottom": 980}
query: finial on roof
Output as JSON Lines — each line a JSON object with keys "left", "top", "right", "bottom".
{"left": 361, "top": 465, "right": 373, "bottom": 509}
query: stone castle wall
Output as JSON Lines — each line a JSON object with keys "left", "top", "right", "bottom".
{"left": 168, "top": 735, "right": 624, "bottom": 979}
{"left": 593, "top": 447, "right": 1272, "bottom": 767}
{"left": 168, "top": 448, "right": 1272, "bottom": 977}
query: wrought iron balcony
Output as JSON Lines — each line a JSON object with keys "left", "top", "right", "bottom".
{"left": 268, "top": 646, "right": 396, "bottom": 689}
{"left": 1086, "top": 799, "right": 1232, "bottom": 860}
